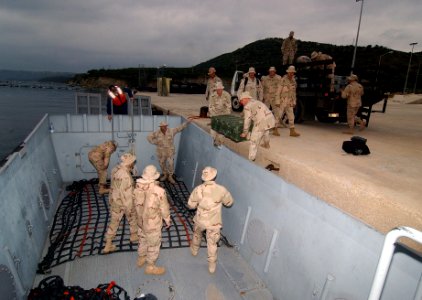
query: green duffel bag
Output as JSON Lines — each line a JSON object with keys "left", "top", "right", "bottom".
{"left": 211, "top": 115, "right": 250, "bottom": 143}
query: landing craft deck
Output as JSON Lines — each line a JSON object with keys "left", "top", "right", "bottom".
{"left": 146, "top": 92, "right": 422, "bottom": 242}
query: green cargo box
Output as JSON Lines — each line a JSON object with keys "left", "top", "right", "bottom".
{"left": 211, "top": 115, "right": 250, "bottom": 143}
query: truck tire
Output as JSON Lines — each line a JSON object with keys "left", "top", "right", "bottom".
{"left": 231, "top": 97, "right": 243, "bottom": 112}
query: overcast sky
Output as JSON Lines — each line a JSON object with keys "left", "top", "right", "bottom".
{"left": 0, "top": 0, "right": 421, "bottom": 73}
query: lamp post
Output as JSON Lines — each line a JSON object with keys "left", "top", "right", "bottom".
{"left": 375, "top": 51, "right": 394, "bottom": 86}
{"left": 413, "top": 59, "right": 421, "bottom": 93}
{"left": 403, "top": 42, "right": 418, "bottom": 95}
{"left": 351, "top": 0, "right": 364, "bottom": 74}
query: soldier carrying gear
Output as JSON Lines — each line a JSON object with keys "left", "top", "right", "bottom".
{"left": 237, "top": 67, "right": 263, "bottom": 102}
{"left": 205, "top": 67, "right": 222, "bottom": 102}
{"left": 103, "top": 153, "right": 138, "bottom": 254}
{"left": 88, "top": 140, "right": 117, "bottom": 195}
{"left": 134, "top": 165, "right": 171, "bottom": 276}
{"left": 275, "top": 66, "right": 300, "bottom": 137}
{"left": 239, "top": 91, "right": 276, "bottom": 161}
{"left": 188, "top": 167, "right": 234, "bottom": 274}
{"left": 147, "top": 120, "right": 190, "bottom": 184}
{"left": 261, "top": 66, "right": 282, "bottom": 135}
{"left": 209, "top": 82, "right": 232, "bottom": 147}
{"left": 341, "top": 74, "right": 365, "bottom": 134}
{"left": 281, "top": 31, "right": 297, "bottom": 65}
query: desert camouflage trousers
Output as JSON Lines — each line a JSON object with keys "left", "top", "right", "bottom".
{"left": 89, "top": 156, "right": 107, "bottom": 185}
{"left": 347, "top": 106, "right": 362, "bottom": 129}
{"left": 157, "top": 149, "right": 175, "bottom": 176}
{"left": 282, "top": 52, "right": 295, "bottom": 65}
{"left": 249, "top": 128, "right": 270, "bottom": 161}
{"left": 191, "top": 224, "right": 221, "bottom": 263}
{"left": 105, "top": 201, "right": 138, "bottom": 240}
{"left": 273, "top": 101, "right": 295, "bottom": 129}
{"left": 137, "top": 227, "right": 162, "bottom": 265}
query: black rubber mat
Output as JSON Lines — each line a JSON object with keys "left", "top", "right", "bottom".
{"left": 37, "top": 178, "right": 198, "bottom": 274}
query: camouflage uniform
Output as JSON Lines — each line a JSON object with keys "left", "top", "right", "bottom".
{"left": 134, "top": 181, "right": 171, "bottom": 266}
{"left": 341, "top": 79, "right": 365, "bottom": 130}
{"left": 243, "top": 99, "right": 275, "bottom": 161}
{"left": 209, "top": 90, "right": 232, "bottom": 117}
{"left": 261, "top": 74, "right": 282, "bottom": 108}
{"left": 88, "top": 141, "right": 116, "bottom": 187}
{"left": 275, "top": 75, "right": 297, "bottom": 129}
{"left": 104, "top": 153, "right": 138, "bottom": 253}
{"left": 281, "top": 36, "right": 297, "bottom": 65}
{"left": 188, "top": 167, "right": 234, "bottom": 273}
{"left": 237, "top": 76, "right": 264, "bottom": 102}
{"left": 147, "top": 122, "right": 188, "bottom": 180}
{"left": 205, "top": 76, "right": 222, "bottom": 101}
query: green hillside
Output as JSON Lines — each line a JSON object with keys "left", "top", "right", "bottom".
{"left": 71, "top": 38, "right": 422, "bottom": 93}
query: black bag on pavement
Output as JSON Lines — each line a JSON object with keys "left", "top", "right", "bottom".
{"left": 342, "top": 136, "right": 370, "bottom": 155}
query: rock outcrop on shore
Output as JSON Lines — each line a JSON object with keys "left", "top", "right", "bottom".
{"left": 69, "top": 76, "right": 128, "bottom": 89}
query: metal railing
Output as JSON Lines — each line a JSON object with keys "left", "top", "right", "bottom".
{"left": 368, "top": 226, "right": 422, "bottom": 300}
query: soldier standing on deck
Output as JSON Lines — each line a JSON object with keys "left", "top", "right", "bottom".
{"left": 88, "top": 140, "right": 117, "bottom": 195}
{"left": 205, "top": 67, "right": 222, "bottom": 102}
{"left": 147, "top": 120, "right": 190, "bottom": 184}
{"left": 188, "top": 166, "right": 234, "bottom": 274}
{"left": 209, "top": 82, "right": 232, "bottom": 146}
{"left": 237, "top": 67, "right": 263, "bottom": 102}
{"left": 134, "top": 165, "right": 171, "bottom": 275}
{"left": 239, "top": 91, "right": 275, "bottom": 161}
{"left": 275, "top": 66, "right": 300, "bottom": 137}
{"left": 341, "top": 74, "right": 365, "bottom": 134}
{"left": 261, "top": 67, "right": 282, "bottom": 136}
{"left": 281, "top": 31, "right": 297, "bottom": 65}
{"left": 103, "top": 153, "right": 138, "bottom": 254}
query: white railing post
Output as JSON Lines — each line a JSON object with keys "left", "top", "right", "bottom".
{"left": 368, "top": 226, "right": 422, "bottom": 300}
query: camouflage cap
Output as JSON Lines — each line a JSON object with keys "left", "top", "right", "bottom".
{"left": 248, "top": 67, "right": 256, "bottom": 74}
{"left": 216, "top": 82, "right": 224, "bottom": 89}
{"left": 201, "top": 166, "right": 217, "bottom": 181}
{"left": 347, "top": 74, "right": 359, "bottom": 82}
{"left": 137, "top": 165, "right": 160, "bottom": 183}
{"left": 120, "top": 153, "right": 136, "bottom": 165}
{"left": 286, "top": 65, "right": 296, "bottom": 73}
{"left": 208, "top": 67, "right": 216, "bottom": 75}
{"left": 239, "top": 91, "right": 252, "bottom": 100}
{"left": 159, "top": 121, "right": 168, "bottom": 127}
{"left": 269, "top": 66, "right": 276, "bottom": 72}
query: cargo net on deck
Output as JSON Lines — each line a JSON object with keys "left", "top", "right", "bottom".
{"left": 37, "top": 178, "right": 215, "bottom": 274}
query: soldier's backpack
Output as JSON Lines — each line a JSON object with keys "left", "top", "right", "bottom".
{"left": 243, "top": 77, "right": 261, "bottom": 91}
{"left": 342, "top": 136, "right": 370, "bottom": 155}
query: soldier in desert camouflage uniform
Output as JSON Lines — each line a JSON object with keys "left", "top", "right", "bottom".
{"left": 281, "top": 31, "right": 297, "bottom": 65}
{"left": 341, "top": 74, "right": 365, "bottom": 134}
{"left": 103, "top": 153, "right": 138, "bottom": 254}
{"left": 147, "top": 120, "right": 190, "bottom": 184}
{"left": 237, "top": 67, "right": 263, "bottom": 102}
{"left": 188, "top": 166, "right": 234, "bottom": 274}
{"left": 275, "top": 66, "right": 300, "bottom": 137}
{"left": 239, "top": 91, "right": 276, "bottom": 161}
{"left": 209, "top": 82, "right": 232, "bottom": 146}
{"left": 205, "top": 67, "right": 222, "bottom": 102}
{"left": 134, "top": 165, "right": 171, "bottom": 275}
{"left": 261, "top": 66, "right": 282, "bottom": 136}
{"left": 88, "top": 140, "right": 117, "bottom": 195}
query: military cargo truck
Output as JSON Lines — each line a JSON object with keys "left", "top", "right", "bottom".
{"left": 230, "top": 60, "right": 388, "bottom": 126}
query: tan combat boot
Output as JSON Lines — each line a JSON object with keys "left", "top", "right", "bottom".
{"left": 137, "top": 256, "right": 146, "bottom": 268}
{"left": 144, "top": 264, "right": 166, "bottom": 275}
{"left": 190, "top": 245, "right": 198, "bottom": 256}
{"left": 168, "top": 175, "right": 176, "bottom": 185}
{"left": 359, "top": 119, "right": 367, "bottom": 131}
{"left": 289, "top": 128, "right": 300, "bottom": 137}
{"left": 130, "top": 233, "right": 139, "bottom": 243}
{"left": 160, "top": 173, "right": 168, "bottom": 182}
{"left": 99, "top": 184, "right": 110, "bottom": 195}
{"left": 103, "top": 238, "right": 116, "bottom": 254}
{"left": 272, "top": 127, "right": 280, "bottom": 136}
{"left": 342, "top": 128, "right": 354, "bottom": 135}
{"left": 208, "top": 261, "right": 217, "bottom": 274}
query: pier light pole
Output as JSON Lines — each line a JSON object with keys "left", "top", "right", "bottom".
{"left": 351, "top": 0, "right": 364, "bottom": 75}
{"left": 403, "top": 42, "right": 418, "bottom": 95}
{"left": 413, "top": 57, "right": 421, "bottom": 93}
{"left": 375, "top": 51, "right": 394, "bottom": 86}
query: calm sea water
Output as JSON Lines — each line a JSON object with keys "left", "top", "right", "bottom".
{"left": 0, "top": 83, "right": 78, "bottom": 160}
